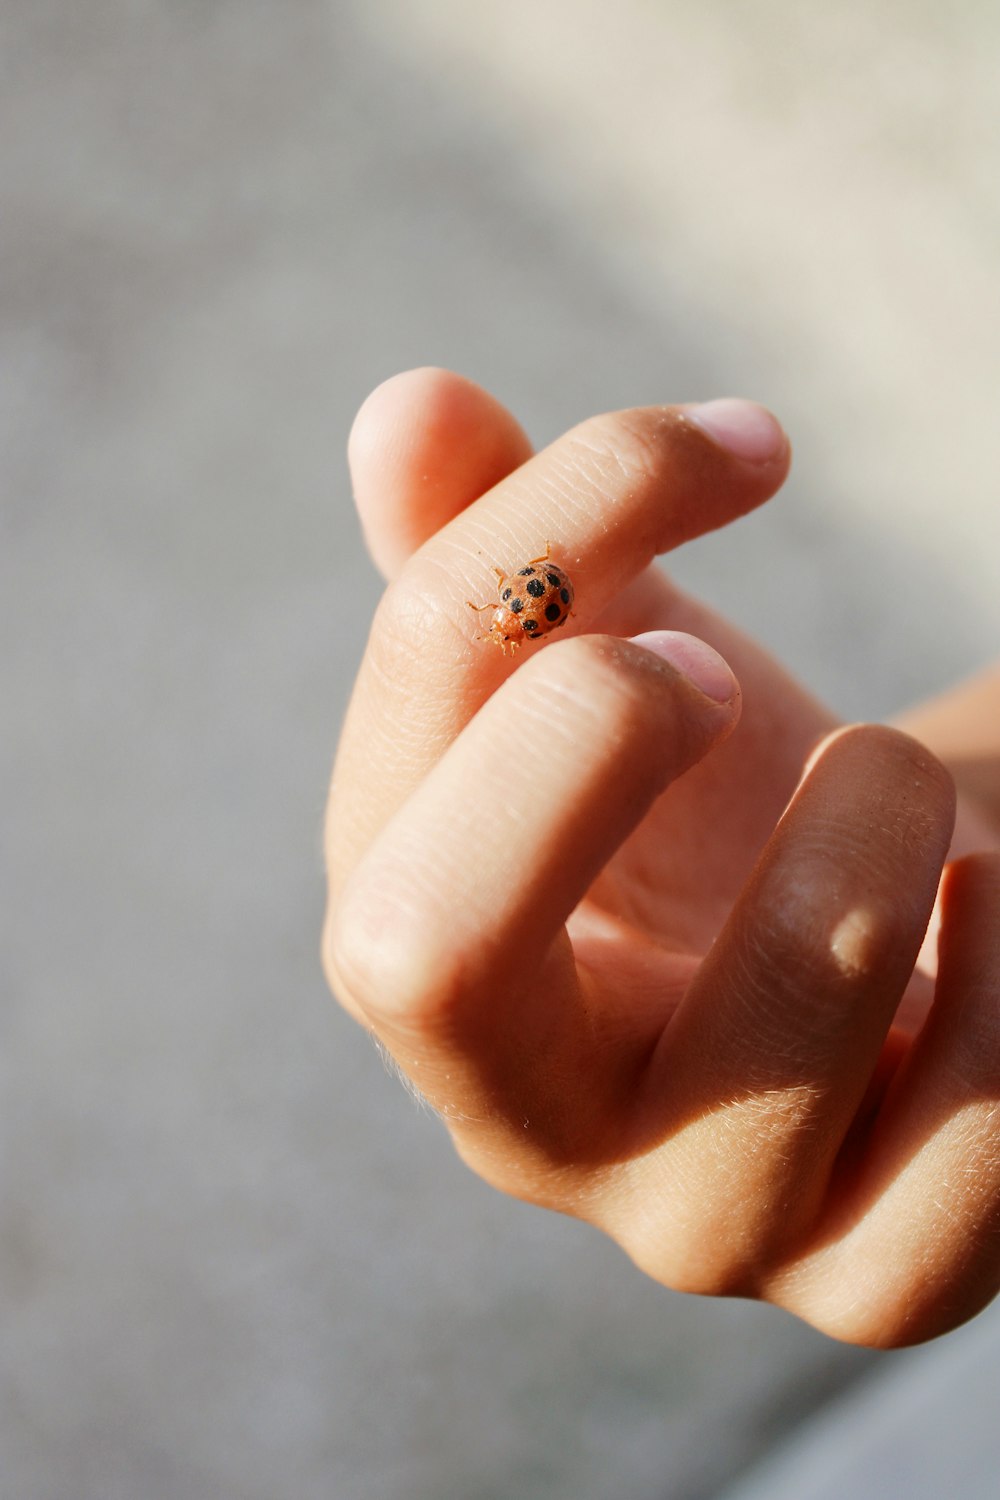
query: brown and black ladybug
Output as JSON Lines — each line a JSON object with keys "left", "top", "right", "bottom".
{"left": 468, "top": 544, "right": 574, "bottom": 654}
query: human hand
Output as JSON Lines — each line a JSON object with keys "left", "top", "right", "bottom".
{"left": 323, "top": 368, "right": 1000, "bottom": 1347}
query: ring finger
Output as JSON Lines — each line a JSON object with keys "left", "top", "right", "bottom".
{"left": 615, "top": 725, "right": 956, "bottom": 1293}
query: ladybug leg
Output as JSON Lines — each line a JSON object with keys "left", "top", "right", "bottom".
{"left": 474, "top": 627, "right": 518, "bottom": 654}
{"left": 466, "top": 600, "right": 494, "bottom": 613}
{"left": 525, "top": 541, "right": 552, "bottom": 568}
{"left": 475, "top": 630, "right": 516, "bottom": 652}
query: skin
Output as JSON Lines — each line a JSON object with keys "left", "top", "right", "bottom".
{"left": 897, "top": 667, "right": 1000, "bottom": 829}
{"left": 323, "top": 366, "right": 1000, "bottom": 1348}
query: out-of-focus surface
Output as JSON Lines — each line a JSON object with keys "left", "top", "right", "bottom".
{"left": 3, "top": 3, "right": 998, "bottom": 1497}
{"left": 719, "top": 1297, "right": 1000, "bottom": 1500}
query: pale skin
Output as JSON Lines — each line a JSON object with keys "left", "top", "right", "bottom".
{"left": 323, "top": 366, "right": 1000, "bottom": 1348}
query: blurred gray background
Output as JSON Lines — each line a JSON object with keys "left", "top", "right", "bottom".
{"left": 3, "top": 3, "right": 1000, "bottom": 1497}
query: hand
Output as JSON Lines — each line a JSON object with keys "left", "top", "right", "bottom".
{"left": 323, "top": 368, "right": 1000, "bottom": 1347}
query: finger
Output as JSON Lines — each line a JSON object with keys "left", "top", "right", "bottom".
{"left": 325, "top": 631, "right": 740, "bottom": 1146}
{"left": 599, "top": 588, "right": 841, "bottom": 958}
{"left": 620, "top": 726, "right": 956, "bottom": 1294}
{"left": 327, "top": 400, "right": 790, "bottom": 903}
{"left": 348, "top": 367, "right": 534, "bottom": 579}
{"left": 780, "top": 853, "right": 1000, "bottom": 1346}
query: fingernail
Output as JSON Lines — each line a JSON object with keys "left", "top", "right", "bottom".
{"left": 684, "top": 399, "right": 787, "bottom": 464}
{"left": 629, "top": 631, "right": 737, "bottom": 704}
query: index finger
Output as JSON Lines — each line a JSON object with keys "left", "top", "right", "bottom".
{"left": 327, "top": 399, "right": 789, "bottom": 897}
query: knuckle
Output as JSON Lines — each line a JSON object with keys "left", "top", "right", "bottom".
{"left": 626, "top": 1230, "right": 761, "bottom": 1301}
{"left": 757, "top": 859, "right": 901, "bottom": 980}
{"left": 373, "top": 566, "right": 463, "bottom": 665}
{"left": 747, "top": 731, "right": 960, "bottom": 1003}
{"left": 452, "top": 1133, "right": 600, "bottom": 1217}
{"left": 323, "top": 886, "right": 460, "bottom": 1035}
{"left": 559, "top": 408, "right": 680, "bottom": 498}
{"left": 806, "top": 1294, "right": 942, "bottom": 1350}
{"left": 611, "top": 1191, "right": 766, "bottom": 1301}
{"left": 320, "top": 909, "right": 345, "bottom": 1001}
{"left": 773, "top": 1228, "right": 1000, "bottom": 1348}
{"left": 321, "top": 896, "right": 378, "bottom": 1016}
{"left": 736, "top": 857, "right": 921, "bottom": 1040}
{"left": 325, "top": 876, "right": 479, "bottom": 1050}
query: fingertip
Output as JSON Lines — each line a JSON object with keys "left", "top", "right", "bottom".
{"left": 627, "top": 630, "right": 740, "bottom": 709}
{"left": 346, "top": 368, "right": 534, "bottom": 579}
{"left": 347, "top": 366, "right": 463, "bottom": 465}
{"left": 682, "top": 399, "right": 789, "bottom": 470}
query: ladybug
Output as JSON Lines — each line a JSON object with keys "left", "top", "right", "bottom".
{"left": 468, "top": 544, "right": 574, "bottom": 653}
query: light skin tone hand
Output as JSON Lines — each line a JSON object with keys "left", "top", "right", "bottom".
{"left": 323, "top": 367, "right": 1000, "bottom": 1348}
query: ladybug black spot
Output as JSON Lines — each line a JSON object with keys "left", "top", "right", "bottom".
{"left": 510, "top": 597, "right": 524, "bottom": 613}
{"left": 502, "top": 587, "right": 512, "bottom": 601}
{"left": 560, "top": 587, "right": 570, "bottom": 604}
{"left": 545, "top": 602, "right": 561, "bottom": 622}
{"left": 546, "top": 572, "right": 561, "bottom": 588}
{"left": 526, "top": 577, "right": 545, "bottom": 598}
{"left": 517, "top": 566, "right": 536, "bottom": 577}
{"left": 523, "top": 618, "right": 539, "bottom": 633}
